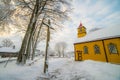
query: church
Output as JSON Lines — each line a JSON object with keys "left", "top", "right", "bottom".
{"left": 74, "top": 23, "right": 120, "bottom": 64}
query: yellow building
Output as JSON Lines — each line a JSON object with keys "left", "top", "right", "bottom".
{"left": 74, "top": 23, "right": 120, "bottom": 64}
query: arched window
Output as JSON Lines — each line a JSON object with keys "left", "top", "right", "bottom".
{"left": 83, "top": 46, "right": 88, "bottom": 54}
{"left": 108, "top": 43, "right": 118, "bottom": 54}
{"left": 94, "top": 45, "right": 100, "bottom": 54}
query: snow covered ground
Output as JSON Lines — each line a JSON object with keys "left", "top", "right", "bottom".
{"left": 0, "top": 57, "right": 120, "bottom": 80}
{"left": 0, "top": 57, "right": 16, "bottom": 63}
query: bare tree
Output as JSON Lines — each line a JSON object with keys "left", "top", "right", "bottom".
{"left": 0, "top": 0, "right": 16, "bottom": 34}
{"left": 17, "top": 0, "right": 47, "bottom": 64}
{"left": 55, "top": 42, "right": 67, "bottom": 57}
{"left": 0, "top": 0, "right": 72, "bottom": 64}
{"left": 1, "top": 38, "right": 14, "bottom": 47}
{"left": 16, "top": 0, "right": 72, "bottom": 64}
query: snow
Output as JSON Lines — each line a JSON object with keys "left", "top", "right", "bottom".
{"left": 0, "top": 57, "right": 120, "bottom": 80}
{"left": 56, "top": 60, "right": 120, "bottom": 80}
{"left": 0, "top": 57, "right": 16, "bottom": 63}
{"left": 0, "top": 47, "right": 19, "bottom": 52}
{"left": 75, "top": 26, "right": 120, "bottom": 43}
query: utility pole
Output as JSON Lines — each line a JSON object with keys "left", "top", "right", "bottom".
{"left": 44, "top": 19, "right": 51, "bottom": 75}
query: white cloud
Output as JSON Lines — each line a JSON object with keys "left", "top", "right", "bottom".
{"left": 50, "top": 22, "right": 76, "bottom": 51}
{"left": 49, "top": 0, "right": 120, "bottom": 51}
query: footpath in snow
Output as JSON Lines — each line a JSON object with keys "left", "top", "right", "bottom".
{"left": 0, "top": 57, "right": 120, "bottom": 80}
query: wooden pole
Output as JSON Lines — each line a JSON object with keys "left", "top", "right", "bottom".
{"left": 44, "top": 19, "right": 50, "bottom": 74}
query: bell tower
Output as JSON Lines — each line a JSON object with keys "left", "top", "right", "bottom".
{"left": 77, "top": 22, "right": 86, "bottom": 38}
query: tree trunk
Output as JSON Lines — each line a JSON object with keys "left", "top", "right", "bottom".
{"left": 63, "top": 50, "right": 64, "bottom": 57}
{"left": 31, "top": 14, "right": 46, "bottom": 60}
{"left": 58, "top": 50, "right": 61, "bottom": 57}
{"left": 17, "top": 31, "right": 30, "bottom": 63}
{"left": 17, "top": 0, "right": 40, "bottom": 64}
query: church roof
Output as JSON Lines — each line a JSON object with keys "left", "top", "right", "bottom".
{"left": 75, "top": 26, "right": 120, "bottom": 44}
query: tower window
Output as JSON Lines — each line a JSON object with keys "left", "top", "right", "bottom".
{"left": 80, "top": 28, "right": 82, "bottom": 32}
{"left": 108, "top": 43, "right": 118, "bottom": 54}
{"left": 94, "top": 45, "right": 100, "bottom": 54}
{"left": 83, "top": 46, "right": 88, "bottom": 54}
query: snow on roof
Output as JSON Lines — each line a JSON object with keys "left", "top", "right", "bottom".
{"left": 0, "top": 34, "right": 21, "bottom": 52}
{"left": 0, "top": 47, "right": 19, "bottom": 53}
{"left": 75, "top": 26, "right": 120, "bottom": 44}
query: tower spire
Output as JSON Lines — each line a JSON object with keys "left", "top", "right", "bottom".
{"left": 79, "top": 22, "right": 83, "bottom": 28}
{"left": 80, "top": 22, "right": 82, "bottom": 27}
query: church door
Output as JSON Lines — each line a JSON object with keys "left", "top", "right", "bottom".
{"left": 77, "top": 51, "right": 82, "bottom": 61}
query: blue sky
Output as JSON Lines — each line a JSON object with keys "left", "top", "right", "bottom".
{"left": 1, "top": 0, "right": 120, "bottom": 52}
{"left": 50, "top": 0, "right": 120, "bottom": 51}
{"left": 72, "top": 0, "right": 120, "bottom": 30}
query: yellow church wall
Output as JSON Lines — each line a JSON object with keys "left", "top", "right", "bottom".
{"left": 74, "top": 40, "right": 107, "bottom": 62}
{"left": 103, "top": 38, "right": 120, "bottom": 64}
{"left": 74, "top": 37, "right": 120, "bottom": 64}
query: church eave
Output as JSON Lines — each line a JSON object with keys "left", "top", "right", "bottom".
{"left": 74, "top": 36, "right": 120, "bottom": 45}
